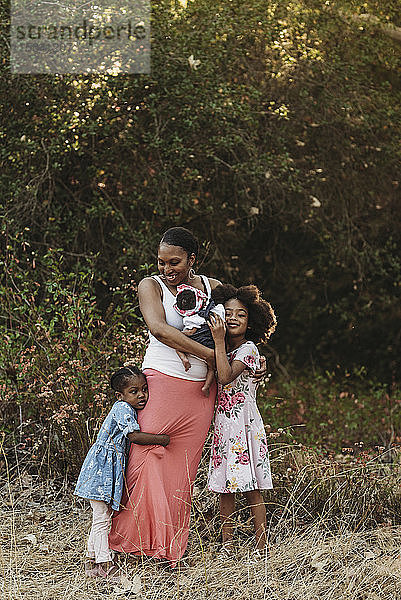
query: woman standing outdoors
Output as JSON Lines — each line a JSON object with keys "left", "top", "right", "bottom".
{"left": 108, "top": 227, "right": 221, "bottom": 566}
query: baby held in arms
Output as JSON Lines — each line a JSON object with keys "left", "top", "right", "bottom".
{"left": 173, "top": 284, "right": 225, "bottom": 394}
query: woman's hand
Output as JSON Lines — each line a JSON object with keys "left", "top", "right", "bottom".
{"left": 205, "top": 347, "right": 216, "bottom": 370}
{"left": 208, "top": 313, "right": 226, "bottom": 345}
{"left": 252, "top": 355, "right": 269, "bottom": 383}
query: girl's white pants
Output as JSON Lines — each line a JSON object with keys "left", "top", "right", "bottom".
{"left": 86, "top": 499, "right": 114, "bottom": 563}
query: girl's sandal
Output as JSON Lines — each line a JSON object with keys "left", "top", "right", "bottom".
{"left": 84, "top": 559, "right": 98, "bottom": 578}
{"left": 97, "top": 563, "right": 122, "bottom": 584}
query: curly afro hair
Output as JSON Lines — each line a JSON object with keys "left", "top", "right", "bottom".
{"left": 211, "top": 284, "right": 276, "bottom": 344}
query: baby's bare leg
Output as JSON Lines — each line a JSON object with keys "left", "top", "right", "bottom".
{"left": 201, "top": 366, "right": 215, "bottom": 396}
{"left": 182, "top": 328, "right": 198, "bottom": 336}
{"left": 177, "top": 329, "right": 199, "bottom": 371}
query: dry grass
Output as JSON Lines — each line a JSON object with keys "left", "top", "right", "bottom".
{"left": 2, "top": 444, "right": 401, "bottom": 599}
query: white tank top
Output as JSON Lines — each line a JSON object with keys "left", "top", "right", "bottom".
{"left": 141, "top": 275, "right": 211, "bottom": 381}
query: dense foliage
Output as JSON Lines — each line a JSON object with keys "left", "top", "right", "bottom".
{"left": 1, "top": 0, "right": 400, "bottom": 473}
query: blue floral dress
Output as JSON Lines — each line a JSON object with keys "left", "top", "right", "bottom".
{"left": 74, "top": 401, "right": 140, "bottom": 510}
{"left": 208, "top": 341, "right": 273, "bottom": 493}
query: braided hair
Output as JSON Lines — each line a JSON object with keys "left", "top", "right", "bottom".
{"left": 110, "top": 365, "right": 144, "bottom": 393}
{"left": 211, "top": 284, "right": 277, "bottom": 344}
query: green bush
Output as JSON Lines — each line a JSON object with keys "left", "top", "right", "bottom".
{"left": 258, "top": 371, "right": 401, "bottom": 451}
{"left": 0, "top": 235, "right": 147, "bottom": 476}
{"left": 1, "top": 0, "right": 400, "bottom": 380}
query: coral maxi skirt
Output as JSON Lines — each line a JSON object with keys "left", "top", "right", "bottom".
{"left": 108, "top": 369, "right": 216, "bottom": 566}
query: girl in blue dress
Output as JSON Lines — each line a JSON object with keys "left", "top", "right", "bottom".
{"left": 74, "top": 365, "right": 170, "bottom": 581}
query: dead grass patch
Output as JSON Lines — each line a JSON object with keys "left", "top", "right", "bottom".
{"left": 2, "top": 464, "right": 401, "bottom": 600}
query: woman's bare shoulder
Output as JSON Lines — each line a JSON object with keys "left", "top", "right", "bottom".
{"left": 138, "top": 277, "right": 162, "bottom": 296}
{"left": 138, "top": 276, "right": 157, "bottom": 287}
{"left": 208, "top": 277, "right": 223, "bottom": 289}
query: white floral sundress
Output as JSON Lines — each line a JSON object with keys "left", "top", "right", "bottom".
{"left": 208, "top": 341, "right": 273, "bottom": 493}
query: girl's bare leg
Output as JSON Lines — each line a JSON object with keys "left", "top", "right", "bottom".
{"left": 219, "top": 493, "right": 236, "bottom": 545}
{"left": 244, "top": 490, "right": 267, "bottom": 550}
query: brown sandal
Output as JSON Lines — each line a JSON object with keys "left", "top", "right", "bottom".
{"left": 97, "top": 563, "right": 122, "bottom": 583}
{"left": 84, "top": 559, "right": 98, "bottom": 578}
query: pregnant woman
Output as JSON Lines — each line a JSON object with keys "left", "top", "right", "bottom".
{"left": 108, "top": 227, "right": 221, "bottom": 566}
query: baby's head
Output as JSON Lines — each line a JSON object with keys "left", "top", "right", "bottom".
{"left": 175, "top": 288, "right": 197, "bottom": 311}
{"left": 174, "top": 284, "right": 207, "bottom": 316}
{"left": 211, "top": 284, "right": 277, "bottom": 343}
{"left": 110, "top": 365, "right": 148, "bottom": 410}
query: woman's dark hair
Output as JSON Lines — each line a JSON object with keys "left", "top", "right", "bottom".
{"left": 110, "top": 365, "right": 144, "bottom": 393}
{"left": 211, "top": 284, "right": 277, "bottom": 343}
{"left": 159, "top": 227, "right": 199, "bottom": 260}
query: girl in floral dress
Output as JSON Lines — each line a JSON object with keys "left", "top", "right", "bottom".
{"left": 208, "top": 284, "right": 277, "bottom": 557}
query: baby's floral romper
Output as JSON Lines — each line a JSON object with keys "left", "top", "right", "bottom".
{"left": 208, "top": 341, "right": 273, "bottom": 493}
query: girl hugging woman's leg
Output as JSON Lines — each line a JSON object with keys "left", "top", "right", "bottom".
{"left": 74, "top": 366, "right": 170, "bottom": 580}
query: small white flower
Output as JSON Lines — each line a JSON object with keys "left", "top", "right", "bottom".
{"left": 188, "top": 55, "right": 201, "bottom": 70}
{"left": 310, "top": 196, "right": 321, "bottom": 208}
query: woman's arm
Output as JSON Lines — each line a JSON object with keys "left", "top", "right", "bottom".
{"left": 253, "top": 355, "right": 267, "bottom": 383}
{"left": 138, "top": 278, "right": 215, "bottom": 365}
{"left": 128, "top": 431, "right": 170, "bottom": 446}
{"left": 209, "top": 314, "right": 246, "bottom": 385}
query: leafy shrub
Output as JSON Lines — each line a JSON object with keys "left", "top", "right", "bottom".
{"left": 1, "top": 0, "right": 400, "bottom": 380}
{"left": 257, "top": 371, "right": 401, "bottom": 451}
{"left": 0, "top": 235, "right": 147, "bottom": 476}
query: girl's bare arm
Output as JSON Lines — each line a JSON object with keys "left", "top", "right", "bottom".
{"left": 128, "top": 431, "right": 170, "bottom": 446}
{"left": 209, "top": 314, "right": 246, "bottom": 385}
